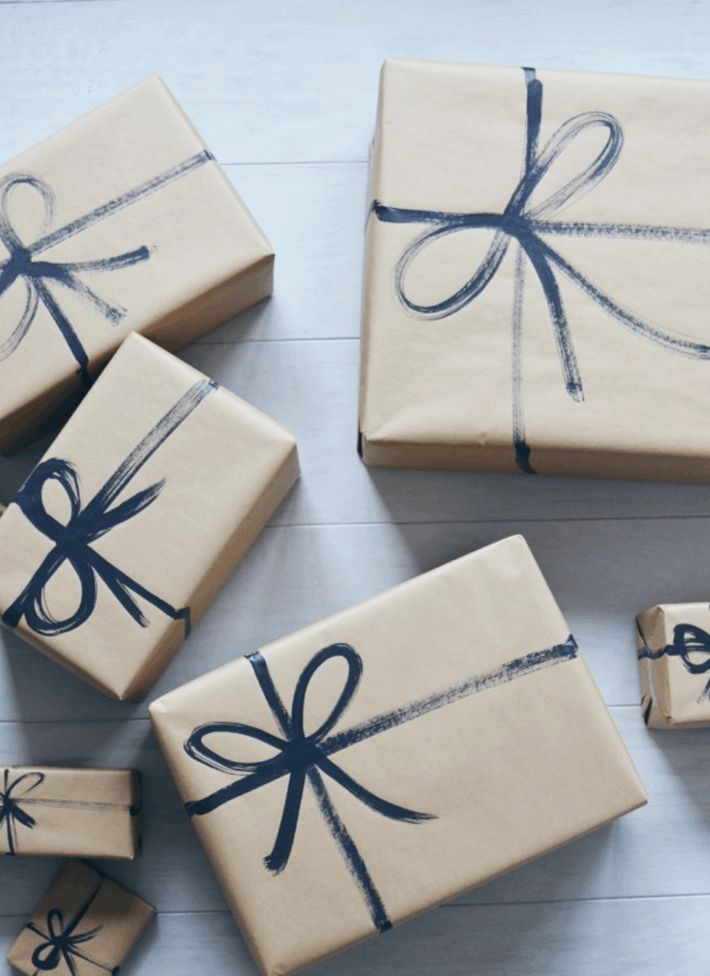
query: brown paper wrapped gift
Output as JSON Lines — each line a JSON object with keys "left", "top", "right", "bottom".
{"left": 0, "top": 75, "right": 273, "bottom": 452}
{"left": 360, "top": 59, "right": 710, "bottom": 479}
{"left": 7, "top": 859, "right": 154, "bottom": 975}
{"left": 0, "top": 334, "right": 299, "bottom": 700}
{"left": 150, "top": 535, "right": 646, "bottom": 976}
{"left": 0, "top": 767, "right": 140, "bottom": 858}
{"left": 636, "top": 602, "right": 710, "bottom": 728}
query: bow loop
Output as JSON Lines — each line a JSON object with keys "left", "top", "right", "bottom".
{"left": 0, "top": 175, "right": 54, "bottom": 254}
{"left": 523, "top": 112, "right": 623, "bottom": 220}
{"left": 291, "top": 643, "right": 362, "bottom": 741}
{"left": 185, "top": 721, "right": 288, "bottom": 775}
{"left": 673, "top": 624, "right": 710, "bottom": 674}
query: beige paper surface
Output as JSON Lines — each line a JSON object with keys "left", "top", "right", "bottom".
{"left": 0, "top": 75, "right": 274, "bottom": 452}
{"left": 0, "top": 767, "right": 140, "bottom": 859}
{"left": 360, "top": 59, "right": 710, "bottom": 479}
{"left": 151, "top": 535, "right": 646, "bottom": 976}
{"left": 636, "top": 602, "right": 710, "bottom": 728}
{"left": 7, "top": 859, "right": 154, "bottom": 975}
{"left": 0, "top": 335, "right": 299, "bottom": 700}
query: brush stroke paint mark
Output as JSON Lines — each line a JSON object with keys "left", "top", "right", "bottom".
{"left": 27, "top": 873, "right": 118, "bottom": 975}
{"left": 637, "top": 622, "right": 710, "bottom": 701}
{"left": 0, "top": 768, "right": 45, "bottom": 855}
{"left": 1, "top": 379, "right": 216, "bottom": 638}
{"left": 372, "top": 67, "right": 710, "bottom": 472}
{"left": 184, "top": 635, "right": 578, "bottom": 933}
{"left": 0, "top": 150, "right": 213, "bottom": 384}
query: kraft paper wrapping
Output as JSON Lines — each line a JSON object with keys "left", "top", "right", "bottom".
{"left": 7, "top": 859, "right": 154, "bottom": 976}
{"left": 636, "top": 602, "right": 710, "bottom": 728}
{"left": 150, "top": 535, "right": 646, "bottom": 976}
{"left": 0, "top": 767, "right": 140, "bottom": 859}
{"left": 360, "top": 59, "right": 710, "bottom": 480}
{"left": 0, "top": 334, "right": 299, "bottom": 700}
{"left": 0, "top": 75, "right": 273, "bottom": 452}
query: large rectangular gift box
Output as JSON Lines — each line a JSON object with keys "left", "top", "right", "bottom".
{"left": 360, "top": 59, "right": 710, "bottom": 479}
{"left": 0, "top": 766, "right": 140, "bottom": 858}
{"left": 7, "top": 859, "right": 154, "bottom": 975}
{"left": 0, "top": 334, "right": 299, "bottom": 700}
{"left": 150, "top": 535, "right": 646, "bottom": 976}
{"left": 0, "top": 75, "right": 273, "bottom": 452}
{"left": 636, "top": 602, "right": 710, "bottom": 728}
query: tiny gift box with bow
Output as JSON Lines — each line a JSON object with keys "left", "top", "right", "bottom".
{"left": 636, "top": 602, "right": 710, "bottom": 728}
{"left": 0, "top": 75, "right": 273, "bottom": 453}
{"left": 0, "top": 333, "right": 299, "bottom": 700}
{"left": 150, "top": 535, "right": 646, "bottom": 976}
{"left": 7, "top": 859, "right": 154, "bottom": 976}
{"left": 0, "top": 767, "right": 140, "bottom": 858}
{"left": 360, "top": 59, "right": 710, "bottom": 479}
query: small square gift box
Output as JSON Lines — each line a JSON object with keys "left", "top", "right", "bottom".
{"left": 0, "top": 334, "right": 299, "bottom": 700}
{"left": 150, "top": 535, "right": 646, "bottom": 976}
{"left": 0, "top": 75, "right": 273, "bottom": 452}
{"left": 6, "top": 859, "right": 154, "bottom": 976}
{"left": 360, "top": 60, "right": 710, "bottom": 479}
{"left": 636, "top": 602, "right": 710, "bottom": 728}
{"left": 0, "top": 767, "right": 140, "bottom": 858}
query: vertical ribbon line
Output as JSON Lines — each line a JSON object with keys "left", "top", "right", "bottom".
{"left": 2, "top": 378, "right": 217, "bottom": 637}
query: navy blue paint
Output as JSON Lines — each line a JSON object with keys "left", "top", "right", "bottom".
{"left": 184, "top": 635, "right": 578, "bottom": 933}
{"left": 637, "top": 622, "right": 710, "bottom": 700}
{"left": 0, "top": 150, "right": 212, "bottom": 384}
{"left": 2, "top": 379, "right": 216, "bottom": 638}
{"left": 0, "top": 768, "right": 44, "bottom": 855}
{"left": 371, "top": 67, "right": 710, "bottom": 472}
{"left": 27, "top": 873, "right": 119, "bottom": 975}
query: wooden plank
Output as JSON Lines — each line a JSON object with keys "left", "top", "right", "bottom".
{"left": 2, "top": 0, "right": 710, "bottom": 164}
{"left": 2, "top": 894, "right": 708, "bottom": 976}
{"left": 0, "top": 706, "right": 708, "bottom": 916}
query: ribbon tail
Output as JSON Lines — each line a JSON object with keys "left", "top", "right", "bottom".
{"left": 32, "top": 278, "right": 90, "bottom": 385}
{"left": 519, "top": 236, "right": 583, "bottom": 400}
{"left": 542, "top": 239, "right": 710, "bottom": 360}
{"left": 318, "top": 755, "right": 434, "bottom": 824}
{"left": 307, "top": 765, "right": 392, "bottom": 933}
{"left": 88, "top": 549, "right": 190, "bottom": 635}
{"left": 264, "top": 767, "right": 307, "bottom": 874}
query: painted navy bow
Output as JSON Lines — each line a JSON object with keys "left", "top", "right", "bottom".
{"left": 2, "top": 378, "right": 216, "bottom": 637}
{"left": 638, "top": 622, "right": 710, "bottom": 702}
{"left": 185, "top": 635, "right": 579, "bottom": 933}
{"left": 372, "top": 66, "right": 710, "bottom": 473}
{"left": 0, "top": 150, "right": 212, "bottom": 384}
{"left": 27, "top": 877, "right": 117, "bottom": 976}
{"left": 0, "top": 768, "right": 44, "bottom": 855}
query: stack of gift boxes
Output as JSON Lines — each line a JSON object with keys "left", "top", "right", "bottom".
{"left": 1, "top": 60, "right": 708, "bottom": 976}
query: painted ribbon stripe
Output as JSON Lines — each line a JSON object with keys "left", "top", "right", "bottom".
{"left": 0, "top": 149, "right": 213, "bottom": 383}
{"left": 372, "top": 66, "right": 710, "bottom": 474}
{"left": 2, "top": 378, "right": 216, "bottom": 638}
{"left": 0, "top": 769, "right": 45, "bottom": 855}
{"left": 184, "top": 635, "right": 578, "bottom": 933}
{"left": 637, "top": 621, "right": 710, "bottom": 710}
{"left": 27, "top": 874, "right": 118, "bottom": 975}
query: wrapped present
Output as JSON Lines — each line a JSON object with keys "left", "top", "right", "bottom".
{"left": 0, "top": 334, "right": 299, "bottom": 700}
{"left": 636, "top": 602, "right": 710, "bottom": 728}
{"left": 0, "top": 767, "right": 140, "bottom": 858}
{"left": 7, "top": 859, "right": 154, "bottom": 975}
{"left": 360, "top": 59, "right": 710, "bottom": 479}
{"left": 0, "top": 75, "right": 273, "bottom": 452}
{"left": 150, "top": 535, "right": 646, "bottom": 976}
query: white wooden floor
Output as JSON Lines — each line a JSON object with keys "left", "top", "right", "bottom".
{"left": 2, "top": 1, "right": 710, "bottom": 974}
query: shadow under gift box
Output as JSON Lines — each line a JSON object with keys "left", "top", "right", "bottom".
{"left": 636, "top": 602, "right": 710, "bottom": 728}
{"left": 7, "top": 859, "right": 154, "bottom": 975}
{"left": 0, "top": 74, "right": 273, "bottom": 453}
{"left": 360, "top": 59, "right": 710, "bottom": 480}
{"left": 0, "top": 334, "right": 299, "bottom": 700}
{"left": 150, "top": 535, "right": 647, "bottom": 976}
{"left": 0, "top": 767, "right": 140, "bottom": 859}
